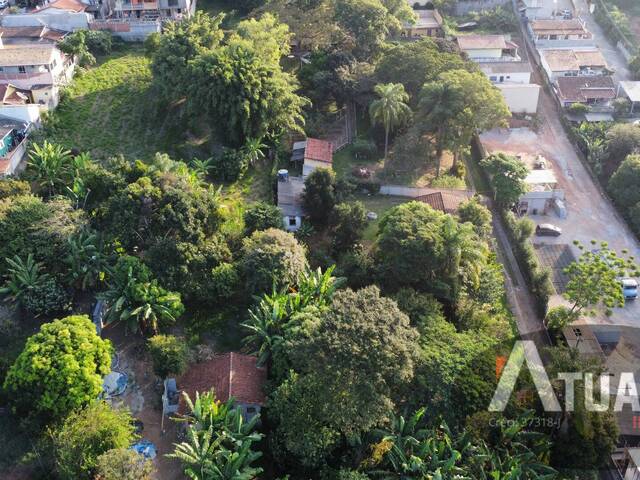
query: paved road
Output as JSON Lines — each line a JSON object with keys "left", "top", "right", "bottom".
{"left": 574, "top": 0, "right": 631, "bottom": 83}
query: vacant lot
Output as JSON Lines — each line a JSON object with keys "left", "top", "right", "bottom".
{"left": 42, "top": 47, "right": 208, "bottom": 162}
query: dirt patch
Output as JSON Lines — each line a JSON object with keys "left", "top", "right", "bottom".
{"left": 103, "top": 327, "right": 184, "bottom": 480}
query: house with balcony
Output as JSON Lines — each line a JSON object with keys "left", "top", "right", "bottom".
{"left": 0, "top": 45, "right": 74, "bottom": 109}
{"left": 113, "top": 0, "right": 195, "bottom": 21}
{"left": 459, "top": 35, "right": 540, "bottom": 114}
{"left": 0, "top": 117, "right": 30, "bottom": 176}
{"left": 540, "top": 48, "right": 609, "bottom": 81}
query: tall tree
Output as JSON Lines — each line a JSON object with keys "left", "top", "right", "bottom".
{"left": 369, "top": 83, "right": 412, "bottom": 160}
{"left": 417, "top": 82, "right": 463, "bottom": 177}
{"left": 481, "top": 153, "right": 529, "bottom": 208}
{"left": 301, "top": 168, "right": 336, "bottom": 226}
{"left": 563, "top": 241, "right": 638, "bottom": 316}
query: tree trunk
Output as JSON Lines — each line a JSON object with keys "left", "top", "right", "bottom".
{"left": 384, "top": 125, "right": 389, "bottom": 164}
{"left": 452, "top": 151, "right": 458, "bottom": 169}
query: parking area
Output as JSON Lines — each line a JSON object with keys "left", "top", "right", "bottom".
{"left": 533, "top": 243, "right": 575, "bottom": 293}
{"left": 480, "top": 119, "right": 640, "bottom": 327}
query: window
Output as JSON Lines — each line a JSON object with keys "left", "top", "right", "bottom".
{"left": 489, "top": 75, "right": 497, "bottom": 82}
{"left": 18, "top": 66, "right": 26, "bottom": 74}
{"left": 288, "top": 217, "right": 297, "bottom": 227}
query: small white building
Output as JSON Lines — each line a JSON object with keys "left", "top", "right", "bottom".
{"left": 495, "top": 83, "right": 541, "bottom": 114}
{"left": 539, "top": 48, "right": 608, "bottom": 81}
{"left": 618, "top": 81, "right": 640, "bottom": 115}
{"left": 464, "top": 37, "right": 541, "bottom": 114}
{"left": 278, "top": 138, "right": 334, "bottom": 231}
{"left": 457, "top": 34, "right": 520, "bottom": 62}
{"left": 518, "top": 164, "right": 565, "bottom": 216}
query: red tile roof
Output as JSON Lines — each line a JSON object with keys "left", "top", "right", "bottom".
{"left": 416, "top": 191, "right": 473, "bottom": 214}
{"left": 304, "top": 137, "right": 333, "bottom": 164}
{"left": 178, "top": 353, "right": 266, "bottom": 410}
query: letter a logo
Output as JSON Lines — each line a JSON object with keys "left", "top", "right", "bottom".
{"left": 489, "top": 340, "right": 562, "bottom": 412}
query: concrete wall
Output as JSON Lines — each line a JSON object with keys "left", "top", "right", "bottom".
{"left": 484, "top": 70, "right": 532, "bottom": 84}
{"left": 1, "top": 12, "right": 91, "bottom": 31}
{"left": 0, "top": 105, "right": 41, "bottom": 124}
{"left": 466, "top": 48, "right": 503, "bottom": 60}
{"left": 283, "top": 215, "right": 302, "bottom": 231}
{"left": 496, "top": 83, "right": 540, "bottom": 113}
{"left": 90, "top": 20, "right": 160, "bottom": 40}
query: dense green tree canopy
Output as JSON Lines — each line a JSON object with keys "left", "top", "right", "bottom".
{"left": 481, "top": 153, "right": 529, "bottom": 208}
{"left": 4, "top": 315, "right": 112, "bottom": 422}
{"left": 152, "top": 12, "right": 308, "bottom": 146}
{"left": 302, "top": 168, "right": 336, "bottom": 227}
{"left": 98, "top": 169, "right": 221, "bottom": 252}
{"left": 240, "top": 228, "right": 308, "bottom": 295}
{"left": 52, "top": 401, "right": 137, "bottom": 480}
{"left": 374, "top": 201, "right": 488, "bottom": 300}
{"left": 269, "top": 286, "right": 418, "bottom": 467}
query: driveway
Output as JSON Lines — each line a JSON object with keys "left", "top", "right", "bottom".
{"left": 480, "top": 76, "right": 640, "bottom": 327}
{"left": 574, "top": 0, "right": 631, "bottom": 83}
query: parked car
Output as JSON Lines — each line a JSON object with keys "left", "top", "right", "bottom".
{"left": 621, "top": 278, "right": 638, "bottom": 300}
{"left": 535, "top": 224, "right": 562, "bottom": 237}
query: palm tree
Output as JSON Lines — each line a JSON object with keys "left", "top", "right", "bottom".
{"left": 0, "top": 254, "right": 49, "bottom": 309}
{"left": 241, "top": 137, "right": 267, "bottom": 167}
{"left": 240, "top": 291, "right": 288, "bottom": 366}
{"left": 207, "top": 437, "right": 263, "bottom": 480}
{"left": 101, "top": 264, "right": 182, "bottom": 335}
{"left": 191, "top": 157, "right": 216, "bottom": 180}
{"left": 440, "top": 216, "right": 488, "bottom": 302}
{"left": 168, "top": 426, "right": 221, "bottom": 480}
{"left": 369, "top": 83, "right": 412, "bottom": 161}
{"left": 418, "top": 82, "right": 464, "bottom": 177}
{"left": 28, "top": 141, "right": 73, "bottom": 197}
{"left": 64, "top": 229, "right": 112, "bottom": 291}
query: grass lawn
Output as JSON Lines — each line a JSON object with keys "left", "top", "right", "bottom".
{"left": 352, "top": 193, "right": 408, "bottom": 245}
{"left": 197, "top": 0, "right": 242, "bottom": 25}
{"left": 42, "top": 46, "right": 209, "bottom": 162}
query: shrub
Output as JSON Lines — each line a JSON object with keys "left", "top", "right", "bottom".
{"left": 22, "top": 276, "right": 72, "bottom": 317}
{"left": 0, "top": 179, "right": 30, "bottom": 199}
{"left": 148, "top": 334, "right": 188, "bottom": 379}
{"left": 95, "top": 448, "right": 155, "bottom": 480}
{"left": 51, "top": 402, "right": 136, "bottom": 480}
{"left": 330, "top": 201, "right": 367, "bottom": 254}
{"left": 567, "top": 103, "right": 589, "bottom": 115}
{"left": 243, "top": 201, "right": 283, "bottom": 235}
{"left": 214, "top": 148, "right": 248, "bottom": 182}
{"left": 350, "top": 138, "right": 377, "bottom": 159}
{"left": 302, "top": 168, "right": 336, "bottom": 226}
{"left": 336, "top": 249, "right": 374, "bottom": 290}
{"left": 430, "top": 174, "right": 466, "bottom": 189}
{"left": 84, "top": 30, "right": 113, "bottom": 55}
{"left": 209, "top": 262, "right": 240, "bottom": 300}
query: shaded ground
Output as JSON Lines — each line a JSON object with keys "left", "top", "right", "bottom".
{"left": 103, "top": 327, "right": 184, "bottom": 480}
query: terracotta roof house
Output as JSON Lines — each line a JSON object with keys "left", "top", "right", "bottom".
{"left": 555, "top": 76, "right": 616, "bottom": 107}
{"left": 302, "top": 137, "right": 333, "bottom": 177}
{"left": 416, "top": 190, "right": 473, "bottom": 214}
{"left": 178, "top": 353, "right": 267, "bottom": 419}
